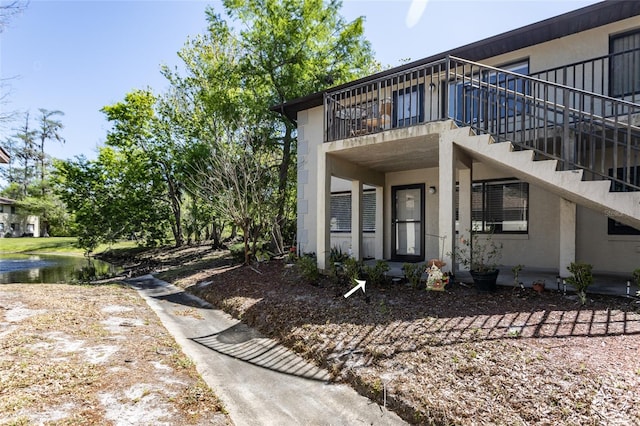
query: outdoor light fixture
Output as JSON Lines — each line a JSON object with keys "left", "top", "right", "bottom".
{"left": 429, "top": 186, "right": 437, "bottom": 194}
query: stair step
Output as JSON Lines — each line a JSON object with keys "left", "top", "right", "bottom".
{"left": 449, "top": 124, "right": 640, "bottom": 229}
{"left": 555, "top": 169, "right": 584, "bottom": 184}
{"left": 532, "top": 159, "right": 559, "bottom": 173}
{"left": 574, "top": 179, "right": 612, "bottom": 197}
{"left": 447, "top": 126, "right": 474, "bottom": 139}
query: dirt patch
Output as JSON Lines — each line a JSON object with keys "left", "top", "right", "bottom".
{"left": 180, "top": 260, "right": 640, "bottom": 425}
{"left": 0, "top": 283, "right": 231, "bottom": 425}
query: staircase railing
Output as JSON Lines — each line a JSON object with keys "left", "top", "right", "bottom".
{"left": 324, "top": 55, "right": 640, "bottom": 191}
{"left": 448, "top": 56, "right": 640, "bottom": 192}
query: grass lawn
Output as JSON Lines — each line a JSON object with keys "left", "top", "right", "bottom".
{"left": 0, "top": 237, "right": 138, "bottom": 256}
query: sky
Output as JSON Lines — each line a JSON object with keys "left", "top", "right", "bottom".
{"left": 0, "top": 0, "right": 602, "bottom": 161}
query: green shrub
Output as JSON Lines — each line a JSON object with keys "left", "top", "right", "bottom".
{"left": 296, "top": 253, "right": 319, "bottom": 285}
{"left": 342, "top": 257, "right": 363, "bottom": 286}
{"left": 633, "top": 268, "right": 640, "bottom": 288}
{"left": 326, "top": 247, "right": 349, "bottom": 285}
{"left": 566, "top": 262, "right": 593, "bottom": 305}
{"left": 364, "top": 260, "right": 390, "bottom": 286}
{"left": 402, "top": 262, "right": 425, "bottom": 289}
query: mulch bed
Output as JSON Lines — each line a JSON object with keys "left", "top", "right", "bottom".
{"left": 180, "top": 260, "right": 640, "bottom": 425}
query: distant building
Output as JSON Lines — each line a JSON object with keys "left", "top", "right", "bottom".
{"left": 0, "top": 197, "right": 40, "bottom": 238}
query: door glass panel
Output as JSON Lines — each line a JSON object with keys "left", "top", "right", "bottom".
{"left": 393, "top": 186, "right": 424, "bottom": 260}
{"left": 396, "top": 188, "right": 421, "bottom": 221}
{"left": 395, "top": 222, "right": 422, "bottom": 256}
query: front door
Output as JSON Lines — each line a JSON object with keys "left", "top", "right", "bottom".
{"left": 391, "top": 184, "right": 425, "bottom": 262}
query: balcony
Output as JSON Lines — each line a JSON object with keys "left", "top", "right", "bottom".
{"left": 324, "top": 53, "right": 640, "bottom": 192}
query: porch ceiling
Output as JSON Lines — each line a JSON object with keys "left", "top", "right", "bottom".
{"left": 325, "top": 125, "right": 444, "bottom": 173}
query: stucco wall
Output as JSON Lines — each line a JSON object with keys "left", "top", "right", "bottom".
{"left": 577, "top": 207, "right": 640, "bottom": 274}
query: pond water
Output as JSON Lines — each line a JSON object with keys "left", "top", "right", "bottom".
{"left": 0, "top": 254, "right": 122, "bottom": 284}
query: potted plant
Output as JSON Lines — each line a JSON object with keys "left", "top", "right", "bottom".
{"left": 451, "top": 230, "right": 503, "bottom": 293}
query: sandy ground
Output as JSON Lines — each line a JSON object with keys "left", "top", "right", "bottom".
{"left": 0, "top": 283, "right": 231, "bottom": 426}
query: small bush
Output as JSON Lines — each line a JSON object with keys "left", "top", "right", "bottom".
{"left": 566, "top": 262, "right": 593, "bottom": 305}
{"left": 296, "top": 253, "right": 319, "bottom": 285}
{"left": 403, "top": 262, "right": 425, "bottom": 289}
{"left": 633, "top": 268, "right": 640, "bottom": 288}
{"left": 342, "top": 257, "right": 363, "bottom": 286}
{"left": 364, "top": 260, "right": 390, "bottom": 286}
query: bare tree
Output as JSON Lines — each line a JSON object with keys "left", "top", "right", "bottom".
{"left": 14, "top": 111, "right": 37, "bottom": 197}
{"left": 36, "top": 108, "right": 64, "bottom": 195}
{"left": 0, "top": 2, "right": 28, "bottom": 125}
{"left": 0, "top": 0, "right": 28, "bottom": 33}
{"left": 187, "top": 136, "right": 279, "bottom": 265}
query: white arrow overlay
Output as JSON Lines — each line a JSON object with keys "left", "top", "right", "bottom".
{"left": 344, "top": 279, "right": 366, "bottom": 299}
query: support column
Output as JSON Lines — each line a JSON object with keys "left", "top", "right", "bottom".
{"left": 374, "top": 186, "right": 384, "bottom": 260}
{"left": 438, "top": 136, "right": 457, "bottom": 270}
{"left": 559, "top": 198, "right": 576, "bottom": 278}
{"left": 457, "top": 166, "right": 472, "bottom": 270}
{"left": 317, "top": 151, "right": 331, "bottom": 271}
{"left": 351, "top": 180, "right": 363, "bottom": 260}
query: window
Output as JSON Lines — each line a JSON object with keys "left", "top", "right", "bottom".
{"left": 608, "top": 166, "right": 640, "bottom": 235}
{"left": 330, "top": 190, "right": 376, "bottom": 233}
{"left": 471, "top": 179, "right": 529, "bottom": 233}
{"left": 393, "top": 84, "right": 424, "bottom": 127}
{"left": 0, "top": 223, "right": 4, "bottom": 232}
{"left": 10, "top": 206, "right": 16, "bottom": 214}
{"left": 0, "top": 205, "right": 3, "bottom": 213}
{"left": 450, "top": 61, "right": 529, "bottom": 124}
{"left": 610, "top": 30, "right": 640, "bottom": 98}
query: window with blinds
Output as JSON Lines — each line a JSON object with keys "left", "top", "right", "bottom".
{"left": 608, "top": 166, "right": 640, "bottom": 235}
{"left": 610, "top": 30, "right": 640, "bottom": 98}
{"left": 330, "top": 190, "right": 376, "bottom": 233}
{"left": 470, "top": 179, "right": 528, "bottom": 233}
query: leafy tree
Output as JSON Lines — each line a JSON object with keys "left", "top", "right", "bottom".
{"left": 216, "top": 0, "right": 378, "bottom": 251}
{"left": 54, "top": 148, "right": 170, "bottom": 253}
{"left": 101, "top": 89, "right": 186, "bottom": 247}
{"left": 167, "top": 0, "right": 377, "bottom": 254}
{"left": 16, "top": 194, "right": 71, "bottom": 237}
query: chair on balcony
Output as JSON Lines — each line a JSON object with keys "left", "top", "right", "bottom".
{"left": 362, "top": 97, "right": 392, "bottom": 132}
{"left": 334, "top": 104, "right": 368, "bottom": 136}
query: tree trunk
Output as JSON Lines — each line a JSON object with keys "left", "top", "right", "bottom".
{"left": 273, "top": 123, "right": 294, "bottom": 251}
{"left": 242, "top": 220, "right": 251, "bottom": 265}
{"left": 166, "top": 176, "right": 183, "bottom": 247}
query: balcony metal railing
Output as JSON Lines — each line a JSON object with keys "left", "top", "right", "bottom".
{"left": 324, "top": 54, "right": 640, "bottom": 192}
{"left": 529, "top": 47, "right": 640, "bottom": 104}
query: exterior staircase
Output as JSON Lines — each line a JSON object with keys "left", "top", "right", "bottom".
{"left": 452, "top": 128, "right": 640, "bottom": 230}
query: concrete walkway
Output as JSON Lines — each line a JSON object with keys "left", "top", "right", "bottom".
{"left": 125, "top": 275, "right": 407, "bottom": 426}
